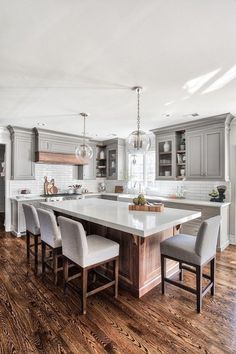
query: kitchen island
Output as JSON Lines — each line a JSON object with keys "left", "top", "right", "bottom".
{"left": 41, "top": 198, "right": 201, "bottom": 297}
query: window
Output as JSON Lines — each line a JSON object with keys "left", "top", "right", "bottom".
{"left": 127, "top": 150, "right": 155, "bottom": 186}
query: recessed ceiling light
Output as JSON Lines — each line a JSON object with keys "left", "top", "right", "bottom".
{"left": 37, "top": 122, "right": 46, "bottom": 127}
{"left": 162, "top": 113, "right": 172, "bottom": 118}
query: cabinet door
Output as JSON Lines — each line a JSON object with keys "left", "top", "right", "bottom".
{"left": 107, "top": 145, "right": 117, "bottom": 180}
{"left": 156, "top": 134, "right": 176, "bottom": 179}
{"left": 13, "top": 134, "right": 35, "bottom": 180}
{"left": 204, "top": 129, "right": 224, "bottom": 179}
{"left": 186, "top": 131, "right": 204, "bottom": 179}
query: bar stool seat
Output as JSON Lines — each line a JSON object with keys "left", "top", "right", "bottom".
{"left": 160, "top": 216, "right": 221, "bottom": 313}
{"left": 68, "top": 234, "right": 119, "bottom": 268}
{"left": 160, "top": 234, "right": 201, "bottom": 265}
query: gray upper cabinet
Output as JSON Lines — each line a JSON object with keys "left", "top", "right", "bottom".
{"left": 186, "top": 127, "right": 224, "bottom": 180}
{"left": 8, "top": 126, "right": 35, "bottom": 180}
{"left": 152, "top": 113, "right": 234, "bottom": 181}
{"left": 204, "top": 129, "right": 224, "bottom": 179}
{"left": 105, "top": 138, "right": 125, "bottom": 180}
{"left": 156, "top": 133, "right": 176, "bottom": 180}
{"left": 186, "top": 131, "right": 204, "bottom": 178}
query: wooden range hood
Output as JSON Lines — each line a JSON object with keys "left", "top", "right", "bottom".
{"left": 35, "top": 151, "right": 88, "bottom": 165}
{"left": 34, "top": 128, "right": 89, "bottom": 165}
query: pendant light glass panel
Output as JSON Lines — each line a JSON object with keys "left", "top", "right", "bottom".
{"left": 127, "top": 130, "right": 151, "bottom": 154}
{"left": 75, "top": 143, "right": 93, "bottom": 160}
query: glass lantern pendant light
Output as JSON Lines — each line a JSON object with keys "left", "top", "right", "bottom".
{"left": 75, "top": 113, "right": 93, "bottom": 161}
{"left": 127, "top": 86, "right": 151, "bottom": 154}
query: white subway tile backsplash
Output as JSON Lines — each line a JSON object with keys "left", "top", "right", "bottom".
{"left": 9, "top": 164, "right": 100, "bottom": 196}
{"left": 105, "top": 179, "right": 230, "bottom": 202}
{"left": 9, "top": 162, "right": 230, "bottom": 203}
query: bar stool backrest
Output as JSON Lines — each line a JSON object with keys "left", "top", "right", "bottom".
{"left": 37, "top": 208, "right": 61, "bottom": 248}
{"left": 22, "top": 203, "right": 40, "bottom": 235}
{"left": 58, "top": 216, "right": 88, "bottom": 266}
{"left": 195, "top": 215, "right": 221, "bottom": 263}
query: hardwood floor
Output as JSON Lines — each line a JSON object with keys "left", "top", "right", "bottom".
{"left": 0, "top": 229, "right": 235, "bottom": 354}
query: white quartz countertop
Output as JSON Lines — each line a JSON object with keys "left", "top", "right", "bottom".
{"left": 10, "top": 195, "right": 46, "bottom": 201}
{"left": 116, "top": 194, "right": 230, "bottom": 208}
{"left": 11, "top": 192, "right": 230, "bottom": 208}
{"left": 40, "top": 198, "right": 201, "bottom": 237}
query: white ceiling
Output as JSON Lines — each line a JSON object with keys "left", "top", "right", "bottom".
{"left": 1, "top": 0, "right": 236, "bottom": 139}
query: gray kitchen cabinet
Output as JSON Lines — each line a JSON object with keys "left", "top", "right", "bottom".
{"left": 152, "top": 113, "right": 234, "bottom": 181}
{"left": 11, "top": 198, "right": 45, "bottom": 236}
{"left": 204, "top": 129, "right": 224, "bottom": 179}
{"left": 186, "top": 127, "right": 224, "bottom": 180}
{"left": 156, "top": 133, "right": 176, "bottom": 180}
{"left": 186, "top": 131, "right": 204, "bottom": 178}
{"left": 101, "top": 194, "right": 118, "bottom": 201}
{"left": 106, "top": 139, "right": 125, "bottom": 180}
{"left": 77, "top": 143, "right": 97, "bottom": 180}
{"left": 8, "top": 126, "right": 35, "bottom": 180}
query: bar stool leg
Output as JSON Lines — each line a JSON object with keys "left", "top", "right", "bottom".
{"left": 26, "top": 231, "right": 30, "bottom": 263}
{"left": 34, "top": 235, "right": 39, "bottom": 275}
{"left": 53, "top": 249, "right": 58, "bottom": 285}
{"left": 196, "top": 265, "right": 202, "bottom": 313}
{"left": 63, "top": 257, "right": 69, "bottom": 294}
{"left": 82, "top": 268, "right": 88, "bottom": 315}
{"left": 210, "top": 257, "right": 216, "bottom": 296}
{"left": 41, "top": 241, "right": 46, "bottom": 277}
{"left": 161, "top": 254, "right": 166, "bottom": 295}
{"left": 179, "top": 262, "right": 183, "bottom": 281}
{"left": 114, "top": 257, "right": 119, "bottom": 298}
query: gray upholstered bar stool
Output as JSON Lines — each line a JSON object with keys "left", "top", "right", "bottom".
{"left": 58, "top": 216, "right": 119, "bottom": 315}
{"left": 37, "top": 208, "right": 62, "bottom": 285}
{"left": 22, "top": 203, "right": 41, "bottom": 275}
{"left": 160, "top": 216, "right": 221, "bottom": 313}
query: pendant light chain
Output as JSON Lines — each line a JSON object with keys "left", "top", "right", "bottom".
{"left": 137, "top": 87, "right": 141, "bottom": 133}
{"left": 83, "top": 115, "right": 86, "bottom": 145}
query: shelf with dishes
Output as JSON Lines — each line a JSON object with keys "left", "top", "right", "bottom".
{"left": 176, "top": 130, "right": 186, "bottom": 178}
{"left": 96, "top": 145, "right": 107, "bottom": 178}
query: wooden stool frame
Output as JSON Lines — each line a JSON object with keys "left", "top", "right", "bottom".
{"left": 41, "top": 241, "right": 63, "bottom": 285}
{"left": 63, "top": 255, "right": 119, "bottom": 315}
{"left": 26, "top": 230, "right": 41, "bottom": 275}
{"left": 161, "top": 254, "right": 216, "bottom": 313}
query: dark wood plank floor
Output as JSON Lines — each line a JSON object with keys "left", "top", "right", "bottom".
{"left": 0, "top": 228, "right": 235, "bottom": 354}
